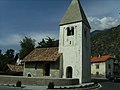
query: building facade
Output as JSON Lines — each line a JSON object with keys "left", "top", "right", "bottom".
{"left": 23, "top": 47, "right": 63, "bottom": 78}
{"left": 91, "top": 55, "right": 119, "bottom": 78}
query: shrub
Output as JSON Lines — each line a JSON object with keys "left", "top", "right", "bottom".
{"left": 79, "top": 86, "right": 84, "bottom": 88}
{"left": 89, "top": 84, "right": 94, "bottom": 87}
{"left": 16, "top": 81, "right": 22, "bottom": 87}
{"left": 94, "top": 82, "right": 98, "bottom": 85}
{"left": 64, "top": 87, "right": 67, "bottom": 89}
{"left": 48, "top": 81, "right": 54, "bottom": 89}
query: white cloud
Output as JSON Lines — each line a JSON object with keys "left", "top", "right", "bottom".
{"left": 0, "top": 32, "right": 58, "bottom": 47}
{"left": 88, "top": 17, "right": 120, "bottom": 31}
{"left": 1, "top": 16, "right": 119, "bottom": 47}
{"left": 0, "top": 34, "right": 23, "bottom": 46}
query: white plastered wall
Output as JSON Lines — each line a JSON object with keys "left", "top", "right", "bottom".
{"left": 59, "top": 22, "right": 91, "bottom": 83}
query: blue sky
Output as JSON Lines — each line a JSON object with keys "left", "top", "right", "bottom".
{"left": 0, "top": 0, "right": 120, "bottom": 53}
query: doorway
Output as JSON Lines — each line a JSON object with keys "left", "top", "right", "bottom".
{"left": 44, "top": 63, "right": 50, "bottom": 76}
{"left": 66, "top": 66, "right": 72, "bottom": 78}
{"left": 27, "top": 73, "right": 32, "bottom": 77}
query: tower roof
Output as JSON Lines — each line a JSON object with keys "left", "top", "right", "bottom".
{"left": 60, "top": 0, "right": 91, "bottom": 28}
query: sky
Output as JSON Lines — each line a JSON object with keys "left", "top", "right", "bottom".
{"left": 0, "top": 0, "right": 120, "bottom": 54}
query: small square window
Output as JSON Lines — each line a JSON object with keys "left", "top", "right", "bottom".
{"left": 109, "top": 72, "right": 111, "bottom": 76}
{"left": 96, "top": 72, "right": 99, "bottom": 76}
{"left": 96, "top": 64, "right": 99, "bottom": 69}
{"left": 108, "top": 64, "right": 111, "bottom": 69}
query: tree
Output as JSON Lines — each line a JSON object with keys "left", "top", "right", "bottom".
{"left": 37, "top": 37, "right": 58, "bottom": 48}
{"left": 0, "top": 49, "right": 16, "bottom": 69}
{"left": 0, "top": 49, "right": 1, "bottom": 54}
{"left": 0, "top": 51, "right": 5, "bottom": 70}
{"left": 38, "top": 39, "right": 47, "bottom": 48}
{"left": 5, "top": 49, "right": 14, "bottom": 59}
{"left": 5, "top": 49, "right": 16, "bottom": 64}
{"left": 19, "top": 36, "right": 35, "bottom": 59}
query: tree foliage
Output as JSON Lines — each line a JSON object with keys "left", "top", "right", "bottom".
{"left": 91, "top": 25, "right": 120, "bottom": 59}
{"left": 0, "top": 52, "right": 5, "bottom": 69}
{"left": 37, "top": 37, "right": 58, "bottom": 48}
{"left": 19, "top": 36, "right": 35, "bottom": 59}
{"left": 5, "top": 49, "right": 14, "bottom": 59}
{"left": 0, "top": 49, "right": 16, "bottom": 70}
{"left": 0, "top": 49, "right": 1, "bottom": 54}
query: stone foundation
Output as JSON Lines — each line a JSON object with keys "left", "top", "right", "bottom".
{"left": 0, "top": 75, "right": 79, "bottom": 86}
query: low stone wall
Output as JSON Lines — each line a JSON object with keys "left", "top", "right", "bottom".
{"left": 0, "top": 75, "right": 79, "bottom": 86}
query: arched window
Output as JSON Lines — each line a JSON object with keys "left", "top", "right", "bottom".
{"left": 67, "top": 27, "right": 71, "bottom": 36}
{"left": 71, "top": 27, "right": 74, "bottom": 35}
{"left": 27, "top": 73, "right": 32, "bottom": 77}
{"left": 66, "top": 66, "right": 73, "bottom": 78}
{"left": 67, "top": 27, "right": 74, "bottom": 36}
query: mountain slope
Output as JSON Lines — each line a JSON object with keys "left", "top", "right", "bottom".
{"left": 91, "top": 25, "right": 120, "bottom": 58}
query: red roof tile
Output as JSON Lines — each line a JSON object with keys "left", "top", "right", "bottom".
{"left": 91, "top": 55, "right": 115, "bottom": 63}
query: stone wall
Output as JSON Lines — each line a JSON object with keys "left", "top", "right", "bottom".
{"left": 24, "top": 60, "right": 60, "bottom": 78}
{"left": 0, "top": 75, "right": 79, "bottom": 86}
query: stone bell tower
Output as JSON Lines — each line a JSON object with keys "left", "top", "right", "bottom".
{"left": 59, "top": 0, "right": 91, "bottom": 83}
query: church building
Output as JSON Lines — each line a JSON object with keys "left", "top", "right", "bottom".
{"left": 22, "top": 0, "right": 91, "bottom": 83}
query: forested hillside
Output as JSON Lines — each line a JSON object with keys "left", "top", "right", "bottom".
{"left": 91, "top": 25, "right": 120, "bottom": 59}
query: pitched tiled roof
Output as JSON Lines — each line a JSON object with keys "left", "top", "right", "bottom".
{"left": 5, "top": 64, "right": 23, "bottom": 72}
{"left": 60, "top": 0, "right": 91, "bottom": 29}
{"left": 91, "top": 55, "right": 115, "bottom": 63}
{"left": 22, "top": 47, "right": 62, "bottom": 62}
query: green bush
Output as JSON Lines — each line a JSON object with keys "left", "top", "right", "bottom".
{"left": 48, "top": 81, "right": 54, "bottom": 89}
{"left": 16, "top": 81, "right": 22, "bottom": 87}
{"left": 94, "top": 82, "right": 98, "bottom": 85}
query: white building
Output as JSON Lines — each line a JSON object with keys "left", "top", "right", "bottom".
{"left": 23, "top": 0, "right": 91, "bottom": 84}
{"left": 91, "top": 55, "right": 119, "bottom": 78}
